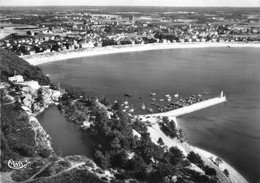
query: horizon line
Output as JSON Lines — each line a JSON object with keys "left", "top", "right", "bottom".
{"left": 0, "top": 5, "right": 260, "bottom": 8}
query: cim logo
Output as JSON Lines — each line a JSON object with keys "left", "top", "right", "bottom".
{"left": 8, "top": 159, "right": 29, "bottom": 169}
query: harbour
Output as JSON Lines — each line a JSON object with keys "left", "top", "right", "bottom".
{"left": 39, "top": 47, "right": 260, "bottom": 182}
{"left": 142, "top": 91, "right": 226, "bottom": 118}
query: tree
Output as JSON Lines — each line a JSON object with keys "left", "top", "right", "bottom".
{"left": 111, "top": 137, "right": 121, "bottom": 150}
{"left": 35, "top": 88, "right": 43, "bottom": 103}
{"left": 168, "top": 146, "right": 184, "bottom": 166}
{"left": 38, "top": 148, "right": 52, "bottom": 158}
{"left": 94, "top": 150, "right": 110, "bottom": 169}
{"left": 153, "top": 162, "right": 176, "bottom": 180}
{"left": 204, "top": 165, "right": 217, "bottom": 176}
{"left": 13, "top": 100, "right": 22, "bottom": 111}
{"left": 112, "top": 102, "right": 121, "bottom": 111}
{"left": 100, "top": 97, "right": 110, "bottom": 106}
{"left": 187, "top": 151, "right": 205, "bottom": 168}
{"left": 14, "top": 143, "right": 35, "bottom": 157}
{"left": 157, "top": 137, "right": 164, "bottom": 146}
{"left": 110, "top": 151, "right": 127, "bottom": 168}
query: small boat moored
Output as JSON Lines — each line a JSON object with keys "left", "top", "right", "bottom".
{"left": 141, "top": 103, "right": 146, "bottom": 110}
{"left": 124, "top": 98, "right": 128, "bottom": 105}
{"left": 147, "top": 108, "right": 154, "bottom": 113}
{"left": 129, "top": 104, "right": 134, "bottom": 113}
{"left": 165, "top": 94, "right": 171, "bottom": 98}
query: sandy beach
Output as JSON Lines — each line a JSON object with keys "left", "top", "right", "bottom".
{"left": 21, "top": 42, "right": 260, "bottom": 66}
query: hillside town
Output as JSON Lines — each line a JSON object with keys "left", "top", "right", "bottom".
{"left": 1, "top": 7, "right": 260, "bottom": 56}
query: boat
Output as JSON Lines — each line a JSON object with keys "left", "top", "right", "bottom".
{"left": 159, "top": 99, "right": 164, "bottom": 102}
{"left": 157, "top": 107, "right": 164, "bottom": 112}
{"left": 124, "top": 98, "right": 128, "bottom": 105}
{"left": 198, "top": 94, "right": 202, "bottom": 97}
{"left": 125, "top": 105, "right": 129, "bottom": 109}
{"left": 147, "top": 108, "right": 154, "bottom": 113}
{"left": 174, "top": 93, "right": 179, "bottom": 98}
{"left": 150, "top": 92, "right": 156, "bottom": 96}
{"left": 129, "top": 104, "right": 134, "bottom": 113}
{"left": 167, "top": 98, "right": 171, "bottom": 102}
{"left": 165, "top": 94, "right": 171, "bottom": 98}
{"left": 141, "top": 103, "right": 145, "bottom": 110}
{"left": 114, "top": 97, "right": 118, "bottom": 103}
{"left": 124, "top": 93, "right": 132, "bottom": 97}
{"left": 151, "top": 98, "right": 156, "bottom": 101}
{"left": 204, "top": 92, "right": 209, "bottom": 95}
{"left": 122, "top": 109, "right": 126, "bottom": 112}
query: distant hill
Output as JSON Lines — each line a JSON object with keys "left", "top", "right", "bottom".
{"left": 0, "top": 49, "right": 50, "bottom": 85}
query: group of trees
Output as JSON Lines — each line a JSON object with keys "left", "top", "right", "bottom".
{"left": 159, "top": 116, "right": 183, "bottom": 141}
{"left": 154, "top": 33, "right": 178, "bottom": 42}
{"left": 101, "top": 39, "right": 118, "bottom": 47}
{"left": 55, "top": 89, "right": 223, "bottom": 182}
{"left": 80, "top": 99, "right": 217, "bottom": 182}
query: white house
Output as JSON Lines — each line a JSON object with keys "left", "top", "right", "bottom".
{"left": 8, "top": 75, "right": 24, "bottom": 83}
{"left": 19, "top": 81, "right": 40, "bottom": 90}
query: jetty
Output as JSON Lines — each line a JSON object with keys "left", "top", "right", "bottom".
{"left": 142, "top": 91, "right": 226, "bottom": 118}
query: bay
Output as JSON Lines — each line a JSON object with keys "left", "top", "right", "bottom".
{"left": 39, "top": 47, "right": 260, "bottom": 182}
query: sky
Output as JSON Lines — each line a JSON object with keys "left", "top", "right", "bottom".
{"left": 0, "top": 0, "right": 260, "bottom": 7}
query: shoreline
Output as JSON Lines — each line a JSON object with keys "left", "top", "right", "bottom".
{"left": 141, "top": 115, "right": 248, "bottom": 183}
{"left": 191, "top": 145, "right": 248, "bottom": 183}
{"left": 21, "top": 42, "right": 260, "bottom": 66}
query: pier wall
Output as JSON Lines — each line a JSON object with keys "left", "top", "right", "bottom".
{"left": 145, "top": 96, "right": 227, "bottom": 118}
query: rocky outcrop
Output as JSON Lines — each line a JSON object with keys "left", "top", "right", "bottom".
{"left": 19, "top": 85, "right": 61, "bottom": 151}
